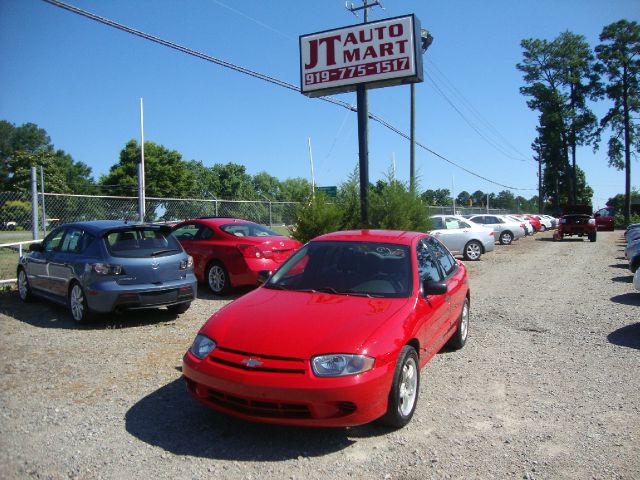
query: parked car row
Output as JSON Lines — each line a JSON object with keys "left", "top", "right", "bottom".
{"left": 429, "top": 212, "right": 558, "bottom": 261}
{"left": 15, "top": 217, "right": 470, "bottom": 429}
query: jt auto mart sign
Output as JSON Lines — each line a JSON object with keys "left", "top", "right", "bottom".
{"left": 299, "top": 14, "right": 423, "bottom": 97}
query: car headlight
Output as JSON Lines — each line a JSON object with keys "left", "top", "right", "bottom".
{"left": 190, "top": 334, "right": 216, "bottom": 360}
{"left": 588, "top": 219, "right": 596, "bottom": 225}
{"left": 311, "top": 354, "right": 375, "bottom": 377}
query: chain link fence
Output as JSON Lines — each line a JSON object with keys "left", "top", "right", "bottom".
{"left": 427, "top": 206, "right": 510, "bottom": 216}
{"left": 1, "top": 191, "right": 512, "bottom": 283}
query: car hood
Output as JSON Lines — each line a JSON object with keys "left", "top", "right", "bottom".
{"left": 199, "top": 287, "right": 409, "bottom": 358}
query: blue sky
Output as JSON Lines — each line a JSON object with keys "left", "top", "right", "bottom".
{"left": 1, "top": 0, "right": 638, "bottom": 208}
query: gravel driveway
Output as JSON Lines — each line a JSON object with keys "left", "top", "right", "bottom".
{"left": 0, "top": 231, "right": 638, "bottom": 479}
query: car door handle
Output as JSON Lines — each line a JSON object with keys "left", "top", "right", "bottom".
{"left": 433, "top": 232, "right": 441, "bottom": 235}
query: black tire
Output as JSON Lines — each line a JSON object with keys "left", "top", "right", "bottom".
{"left": 463, "top": 240, "right": 483, "bottom": 261}
{"left": 68, "top": 282, "right": 92, "bottom": 324}
{"left": 206, "top": 261, "right": 230, "bottom": 295}
{"left": 379, "top": 345, "right": 420, "bottom": 428}
{"left": 17, "top": 268, "right": 32, "bottom": 302}
{"left": 499, "top": 231, "right": 513, "bottom": 245}
{"left": 539, "top": 224, "right": 547, "bottom": 232}
{"left": 589, "top": 232, "right": 597, "bottom": 242}
{"left": 168, "top": 302, "right": 191, "bottom": 314}
{"left": 446, "top": 297, "right": 469, "bottom": 350}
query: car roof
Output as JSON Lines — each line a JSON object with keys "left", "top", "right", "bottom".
{"left": 180, "top": 217, "right": 258, "bottom": 226}
{"left": 56, "top": 220, "right": 170, "bottom": 234}
{"left": 312, "top": 229, "right": 424, "bottom": 245}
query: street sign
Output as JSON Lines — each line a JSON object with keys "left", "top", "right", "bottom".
{"left": 316, "top": 186, "right": 337, "bottom": 198}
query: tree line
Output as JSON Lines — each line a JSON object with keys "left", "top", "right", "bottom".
{"left": 518, "top": 19, "right": 640, "bottom": 222}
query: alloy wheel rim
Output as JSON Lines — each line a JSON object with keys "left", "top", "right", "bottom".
{"left": 460, "top": 300, "right": 469, "bottom": 341}
{"left": 70, "top": 285, "right": 84, "bottom": 321}
{"left": 503, "top": 233, "right": 512, "bottom": 244}
{"left": 398, "top": 357, "right": 418, "bottom": 416}
{"left": 467, "top": 243, "right": 481, "bottom": 260}
{"left": 18, "top": 271, "right": 28, "bottom": 299}
{"left": 209, "top": 266, "right": 225, "bottom": 292}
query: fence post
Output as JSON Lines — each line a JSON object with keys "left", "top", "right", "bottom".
{"left": 31, "top": 167, "right": 38, "bottom": 240}
{"left": 40, "top": 165, "right": 47, "bottom": 237}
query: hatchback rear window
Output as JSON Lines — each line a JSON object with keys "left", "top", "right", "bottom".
{"left": 220, "top": 223, "right": 280, "bottom": 237}
{"left": 104, "top": 228, "right": 182, "bottom": 258}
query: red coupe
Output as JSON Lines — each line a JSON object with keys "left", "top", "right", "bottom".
{"left": 183, "top": 230, "right": 470, "bottom": 428}
{"left": 172, "top": 218, "right": 301, "bottom": 294}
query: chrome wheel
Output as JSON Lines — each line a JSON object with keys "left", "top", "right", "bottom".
{"left": 207, "top": 264, "right": 227, "bottom": 294}
{"left": 398, "top": 356, "right": 418, "bottom": 417}
{"left": 500, "top": 232, "right": 513, "bottom": 245}
{"left": 18, "top": 269, "right": 31, "bottom": 301}
{"left": 459, "top": 299, "right": 469, "bottom": 343}
{"left": 540, "top": 225, "right": 546, "bottom": 232}
{"left": 464, "top": 241, "right": 482, "bottom": 261}
{"left": 69, "top": 284, "right": 86, "bottom": 322}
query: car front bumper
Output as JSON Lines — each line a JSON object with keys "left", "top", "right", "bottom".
{"left": 182, "top": 350, "right": 393, "bottom": 427}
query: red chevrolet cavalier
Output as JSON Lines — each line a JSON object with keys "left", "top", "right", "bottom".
{"left": 182, "top": 230, "right": 470, "bottom": 428}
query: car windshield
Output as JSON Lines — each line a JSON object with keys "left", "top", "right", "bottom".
{"left": 220, "top": 223, "right": 280, "bottom": 237}
{"left": 266, "top": 241, "right": 412, "bottom": 298}
{"left": 104, "top": 227, "right": 182, "bottom": 258}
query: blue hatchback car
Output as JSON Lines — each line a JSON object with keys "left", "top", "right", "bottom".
{"left": 17, "top": 220, "right": 197, "bottom": 323}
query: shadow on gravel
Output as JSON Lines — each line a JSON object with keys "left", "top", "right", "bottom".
{"left": 196, "top": 285, "right": 254, "bottom": 302}
{"left": 125, "top": 379, "right": 392, "bottom": 460}
{"left": 611, "top": 275, "right": 633, "bottom": 284}
{"left": 0, "top": 290, "right": 184, "bottom": 330}
{"left": 609, "top": 263, "right": 631, "bottom": 269}
{"left": 610, "top": 292, "right": 640, "bottom": 306}
{"left": 607, "top": 322, "right": 640, "bottom": 350}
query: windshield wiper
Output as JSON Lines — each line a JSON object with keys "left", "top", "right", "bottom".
{"left": 150, "top": 249, "right": 180, "bottom": 256}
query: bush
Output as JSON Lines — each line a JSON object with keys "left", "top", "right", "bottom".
{"left": 614, "top": 212, "right": 640, "bottom": 229}
{"left": 289, "top": 194, "right": 342, "bottom": 244}
{"left": 289, "top": 172, "right": 433, "bottom": 243}
{"left": 0, "top": 200, "right": 32, "bottom": 229}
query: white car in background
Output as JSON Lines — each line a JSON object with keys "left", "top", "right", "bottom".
{"left": 429, "top": 215, "right": 495, "bottom": 261}
{"left": 634, "top": 268, "right": 640, "bottom": 291}
{"left": 467, "top": 214, "right": 526, "bottom": 245}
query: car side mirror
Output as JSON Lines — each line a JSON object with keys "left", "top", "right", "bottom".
{"left": 422, "top": 278, "right": 448, "bottom": 296}
{"left": 29, "top": 242, "right": 44, "bottom": 253}
{"left": 256, "top": 270, "right": 272, "bottom": 285}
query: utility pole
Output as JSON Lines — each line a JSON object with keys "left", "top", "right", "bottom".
{"left": 347, "top": 0, "right": 382, "bottom": 227}
{"left": 138, "top": 97, "right": 146, "bottom": 222}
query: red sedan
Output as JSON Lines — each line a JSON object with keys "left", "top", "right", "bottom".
{"left": 172, "top": 218, "right": 301, "bottom": 294}
{"left": 183, "top": 230, "right": 470, "bottom": 427}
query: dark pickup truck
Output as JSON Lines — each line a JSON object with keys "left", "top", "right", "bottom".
{"left": 554, "top": 205, "right": 597, "bottom": 242}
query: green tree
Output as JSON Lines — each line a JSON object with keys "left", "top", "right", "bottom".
{"left": 252, "top": 171, "right": 282, "bottom": 200}
{"left": 471, "top": 190, "right": 486, "bottom": 207}
{"left": 456, "top": 190, "right": 471, "bottom": 207}
{"left": 494, "top": 190, "right": 516, "bottom": 210}
{"left": 209, "top": 162, "right": 256, "bottom": 200}
{"left": 369, "top": 175, "right": 430, "bottom": 232}
{"left": 420, "top": 188, "right": 452, "bottom": 206}
{"left": 1, "top": 120, "right": 94, "bottom": 193}
{"left": 280, "top": 177, "right": 312, "bottom": 203}
{"left": 595, "top": 20, "right": 640, "bottom": 223}
{"left": 518, "top": 33, "right": 597, "bottom": 207}
{"left": 100, "top": 140, "right": 198, "bottom": 198}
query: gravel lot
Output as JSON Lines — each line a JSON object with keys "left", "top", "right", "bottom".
{"left": 1, "top": 230, "right": 638, "bottom": 479}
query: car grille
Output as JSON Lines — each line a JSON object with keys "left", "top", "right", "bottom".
{"left": 206, "top": 388, "right": 311, "bottom": 418}
{"left": 208, "top": 346, "right": 306, "bottom": 374}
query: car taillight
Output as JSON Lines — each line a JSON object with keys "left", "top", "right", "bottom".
{"left": 91, "top": 263, "right": 124, "bottom": 275}
{"left": 179, "top": 256, "right": 194, "bottom": 270}
{"left": 237, "top": 244, "right": 273, "bottom": 259}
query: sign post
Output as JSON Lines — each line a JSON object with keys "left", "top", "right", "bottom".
{"left": 300, "top": 13, "right": 424, "bottom": 225}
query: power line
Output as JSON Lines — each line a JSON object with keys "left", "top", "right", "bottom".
{"left": 426, "top": 58, "right": 533, "bottom": 163}
{"left": 41, "top": 0, "right": 536, "bottom": 191}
